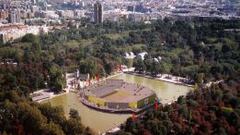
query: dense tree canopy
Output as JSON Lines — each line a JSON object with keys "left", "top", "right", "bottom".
{"left": 0, "top": 18, "right": 239, "bottom": 134}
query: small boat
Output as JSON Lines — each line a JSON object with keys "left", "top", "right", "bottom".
{"left": 106, "top": 127, "right": 120, "bottom": 134}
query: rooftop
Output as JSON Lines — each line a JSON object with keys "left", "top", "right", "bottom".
{"left": 86, "top": 79, "right": 155, "bottom": 103}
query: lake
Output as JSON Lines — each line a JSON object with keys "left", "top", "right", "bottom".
{"left": 43, "top": 73, "right": 191, "bottom": 134}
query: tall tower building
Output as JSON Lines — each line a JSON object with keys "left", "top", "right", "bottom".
{"left": 9, "top": 10, "right": 20, "bottom": 23}
{"left": 94, "top": 1, "right": 103, "bottom": 24}
{"left": 31, "top": 0, "right": 37, "bottom": 5}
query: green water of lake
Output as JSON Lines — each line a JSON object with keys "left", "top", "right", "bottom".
{"left": 113, "top": 74, "right": 191, "bottom": 104}
{"left": 43, "top": 73, "right": 191, "bottom": 134}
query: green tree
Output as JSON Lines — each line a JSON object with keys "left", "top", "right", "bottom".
{"left": 21, "top": 34, "right": 40, "bottom": 44}
{"left": 150, "top": 61, "right": 161, "bottom": 76}
{"left": 69, "top": 108, "right": 81, "bottom": 121}
{"left": 133, "top": 57, "right": 146, "bottom": 73}
{"left": 195, "top": 73, "right": 205, "bottom": 85}
{"left": 42, "top": 121, "right": 65, "bottom": 135}
{"left": 48, "top": 65, "right": 66, "bottom": 93}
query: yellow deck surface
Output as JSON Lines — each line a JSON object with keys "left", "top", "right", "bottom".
{"left": 103, "top": 89, "right": 132, "bottom": 101}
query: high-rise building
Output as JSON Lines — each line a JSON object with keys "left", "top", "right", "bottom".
{"left": 31, "top": 0, "right": 37, "bottom": 5}
{"left": 43, "top": 2, "right": 48, "bottom": 11}
{"left": 127, "top": 6, "right": 135, "bottom": 12}
{"left": 9, "top": 10, "right": 21, "bottom": 23}
{"left": 94, "top": 1, "right": 103, "bottom": 24}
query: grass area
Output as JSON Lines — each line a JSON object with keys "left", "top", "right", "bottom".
{"left": 63, "top": 38, "right": 96, "bottom": 49}
{"left": 105, "top": 28, "right": 151, "bottom": 40}
{"left": 206, "top": 37, "right": 218, "bottom": 43}
{"left": 105, "top": 31, "right": 129, "bottom": 40}
{"left": 63, "top": 40, "right": 80, "bottom": 49}
{"left": 79, "top": 38, "right": 96, "bottom": 47}
{"left": 117, "top": 43, "right": 146, "bottom": 52}
{"left": 221, "top": 107, "right": 234, "bottom": 113}
{"left": 131, "top": 43, "right": 146, "bottom": 48}
{"left": 161, "top": 48, "right": 185, "bottom": 58}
